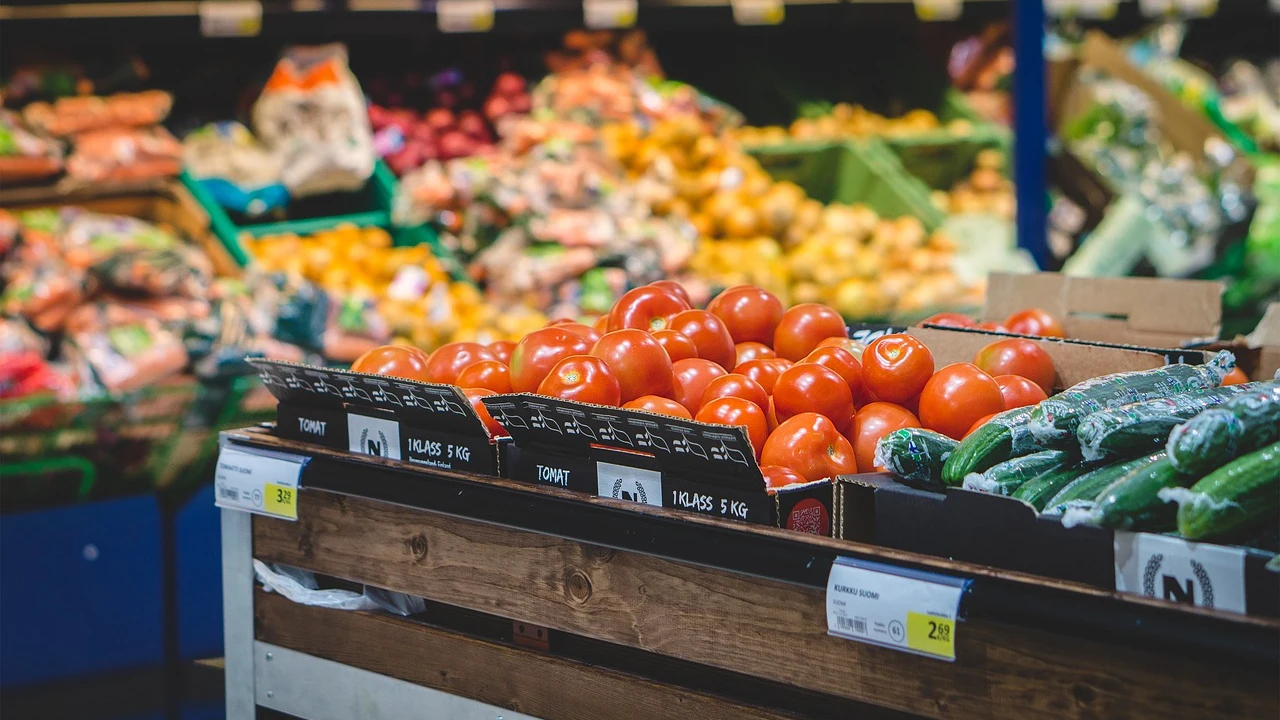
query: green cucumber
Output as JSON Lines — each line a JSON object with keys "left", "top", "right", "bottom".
{"left": 1070, "top": 456, "right": 1190, "bottom": 531}
{"left": 962, "top": 450, "right": 1074, "bottom": 496}
{"left": 1166, "top": 382, "right": 1280, "bottom": 476}
{"left": 1164, "top": 442, "right": 1280, "bottom": 541}
{"left": 1075, "top": 383, "right": 1258, "bottom": 462}
{"left": 941, "top": 406, "right": 1040, "bottom": 486}
{"left": 874, "top": 427, "right": 958, "bottom": 487}
{"left": 1043, "top": 451, "right": 1166, "bottom": 515}
{"left": 1011, "top": 460, "right": 1100, "bottom": 511}
{"left": 1028, "top": 351, "right": 1235, "bottom": 442}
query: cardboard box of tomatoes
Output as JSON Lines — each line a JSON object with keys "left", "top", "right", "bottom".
{"left": 250, "top": 358, "right": 507, "bottom": 476}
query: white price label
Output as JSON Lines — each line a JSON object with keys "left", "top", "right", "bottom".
{"left": 1115, "top": 532, "right": 1247, "bottom": 614}
{"left": 827, "top": 558, "right": 968, "bottom": 662}
{"left": 1176, "top": 0, "right": 1216, "bottom": 16}
{"left": 1045, "top": 0, "right": 1116, "bottom": 18}
{"left": 596, "top": 461, "right": 663, "bottom": 507}
{"left": 1138, "top": 0, "right": 1175, "bottom": 15}
{"left": 214, "top": 445, "right": 306, "bottom": 521}
{"left": 437, "top": 0, "right": 495, "bottom": 32}
{"left": 731, "top": 0, "right": 784, "bottom": 26}
{"left": 198, "top": 0, "right": 263, "bottom": 37}
{"left": 914, "top": 0, "right": 962, "bottom": 21}
{"left": 348, "top": 413, "right": 402, "bottom": 460}
{"left": 584, "top": 0, "right": 637, "bottom": 28}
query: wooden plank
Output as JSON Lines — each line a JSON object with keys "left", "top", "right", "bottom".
{"left": 255, "top": 590, "right": 802, "bottom": 720}
{"left": 254, "top": 490, "right": 1279, "bottom": 720}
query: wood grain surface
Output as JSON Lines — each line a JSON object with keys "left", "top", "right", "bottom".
{"left": 253, "top": 490, "right": 1279, "bottom": 720}
{"left": 256, "top": 590, "right": 802, "bottom": 720}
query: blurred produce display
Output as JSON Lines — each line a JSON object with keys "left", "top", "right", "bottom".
{"left": 734, "top": 104, "right": 975, "bottom": 145}
{"left": 929, "top": 148, "right": 1015, "bottom": 220}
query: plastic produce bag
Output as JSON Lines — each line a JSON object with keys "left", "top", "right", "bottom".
{"left": 254, "top": 560, "right": 425, "bottom": 616}
{"left": 252, "top": 44, "right": 374, "bottom": 198}
{"left": 183, "top": 122, "right": 288, "bottom": 217}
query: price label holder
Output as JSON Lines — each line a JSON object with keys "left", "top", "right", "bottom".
{"left": 596, "top": 461, "right": 663, "bottom": 507}
{"left": 826, "top": 557, "right": 969, "bottom": 662}
{"left": 437, "top": 0, "right": 495, "bottom": 33}
{"left": 1140, "top": 0, "right": 1216, "bottom": 16}
{"left": 198, "top": 0, "right": 263, "bottom": 37}
{"left": 1114, "top": 532, "right": 1247, "bottom": 614}
{"left": 731, "top": 0, "right": 784, "bottom": 26}
{"left": 1045, "top": 0, "right": 1117, "bottom": 19}
{"left": 214, "top": 444, "right": 309, "bottom": 521}
{"left": 584, "top": 0, "right": 637, "bottom": 29}
{"left": 914, "top": 0, "right": 962, "bottom": 21}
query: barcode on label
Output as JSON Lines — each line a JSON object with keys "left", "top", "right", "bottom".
{"left": 218, "top": 486, "right": 240, "bottom": 501}
{"left": 837, "top": 616, "right": 867, "bottom": 635}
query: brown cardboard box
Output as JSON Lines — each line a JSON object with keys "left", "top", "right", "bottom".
{"left": 981, "top": 272, "right": 1223, "bottom": 348}
{"left": 1208, "top": 303, "right": 1280, "bottom": 381}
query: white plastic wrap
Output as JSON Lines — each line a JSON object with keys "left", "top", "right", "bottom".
{"left": 254, "top": 560, "right": 425, "bottom": 616}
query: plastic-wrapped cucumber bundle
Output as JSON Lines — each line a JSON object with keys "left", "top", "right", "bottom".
{"left": 1062, "top": 454, "right": 1188, "bottom": 532}
{"left": 962, "top": 450, "right": 1074, "bottom": 496}
{"left": 1161, "top": 442, "right": 1280, "bottom": 541}
{"left": 1166, "top": 382, "right": 1280, "bottom": 476}
{"left": 1010, "top": 459, "right": 1100, "bottom": 511}
{"left": 941, "top": 406, "right": 1044, "bottom": 486}
{"left": 1044, "top": 451, "right": 1166, "bottom": 516}
{"left": 1076, "top": 383, "right": 1259, "bottom": 462}
{"left": 874, "top": 427, "right": 958, "bottom": 488}
{"left": 1028, "top": 351, "right": 1235, "bottom": 442}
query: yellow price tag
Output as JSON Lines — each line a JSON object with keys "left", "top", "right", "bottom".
{"left": 906, "top": 611, "right": 956, "bottom": 660}
{"left": 263, "top": 482, "right": 298, "bottom": 520}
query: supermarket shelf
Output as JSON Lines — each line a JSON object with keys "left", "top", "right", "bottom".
{"left": 223, "top": 427, "right": 1280, "bottom": 664}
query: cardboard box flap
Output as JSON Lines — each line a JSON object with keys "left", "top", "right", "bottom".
{"left": 982, "top": 272, "right": 1222, "bottom": 346}
{"left": 482, "top": 394, "right": 765, "bottom": 489}
{"left": 250, "top": 358, "right": 489, "bottom": 438}
{"left": 1248, "top": 303, "right": 1280, "bottom": 348}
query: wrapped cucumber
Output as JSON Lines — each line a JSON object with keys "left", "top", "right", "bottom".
{"left": 1044, "top": 451, "right": 1166, "bottom": 515}
{"left": 1063, "top": 455, "right": 1189, "bottom": 531}
{"left": 1010, "top": 460, "right": 1100, "bottom": 511}
{"left": 1166, "top": 382, "right": 1280, "bottom": 476}
{"left": 1162, "top": 442, "right": 1280, "bottom": 541}
{"left": 941, "top": 406, "right": 1044, "bottom": 486}
{"left": 874, "top": 427, "right": 958, "bottom": 488}
{"left": 962, "top": 450, "right": 1074, "bottom": 496}
{"left": 1029, "top": 351, "right": 1235, "bottom": 442}
{"left": 1075, "top": 383, "right": 1258, "bottom": 462}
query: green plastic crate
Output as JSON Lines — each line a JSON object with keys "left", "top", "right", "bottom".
{"left": 747, "top": 140, "right": 946, "bottom": 229}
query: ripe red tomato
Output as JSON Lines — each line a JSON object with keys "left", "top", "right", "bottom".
{"left": 623, "top": 395, "right": 692, "bottom": 419}
{"left": 549, "top": 320, "right": 602, "bottom": 346}
{"left": 592, "top": 315, "right": 609, "bottom": 333}
{"left": 816, "top": 336, "right": 866, "bottom": 360}
{"left": 861, "top": 334, "right": 934, "bottom": 404}
{"left": 706, "top": 285, "right": 784, "bottom": 345}
{"left": 670, "top": 358, "right": 728, "bottom": 413}
{"left": 918, "top": 362, "right": 1006, "bottom": 440}
{"left": 973, "top": 338, "right": 1056, "bottom": 394}
{"left": 423, "top": 342, "right": 496, "bottom": 384}
{"left": 648, "top": 280, "right": 692, "bottom": 306}
{"left": 760, "top": 465, "right": 806, "bottom": 490}
{"left": 976, "top": 321, "right": 1009, "bottom": 333}
{"left": 964, "top": 412, "right": 998, "bottom": 439}
{"left": 920, "top": 312, "right": 976, "bottom": 329}
{"left": 537, "top": 355, "right": 621, "bottom": 406}
{"left": 848, "top": 402, "right": 920, "bottom": 472}
{"left": 696, "top": 397, "right": 768, "bottom": 460}
{"left": 761, "top": 413, "right": 859, "bottom": 482}
{"left": 735, "top": 358, "right": 792, "bottom": 394}
{"left": 803, "top": 346, "right": 865, "bottom": 405}
{"left": 735, "top": 341, "right": 775, "bottom": 366}
{"left": 1004, "top": 308, "right": 1065, "bottom": 338}
{"left": 1222, "top": 367, "right": 1249, "bottom": 386}
{"left": 607, "top": 286, "right": 690, "bottom": 332}
{"left": 773, "top": 303, "right": 847, "bottom": 361}
{"left": 772, "top": 363, "right": 855, "bottom": 433}
{"left": 509, "top": 327, "right": 591, "bottom": 393}
{"left": 668, "top": 309, "right": 736, "bottom": 370}
{"left": 651, "top": 329, "right": 699, "bottom": 363}
{"left": 455, "top": 360, "right": 512, "bottom": 394}
{"left": 700, "top": 373, "right": 769, "bottom": 415}
{"left": 351, "top": 345, "right": 433, "bottom": 382}
{"left": 994, "top": 374, "right": 1048, "bottom": 410}
{"left": 462, "top": 388, "right": 509, "bottom": 438}
{"left": 766, "top": 396, "right": 779, "bottom": 431}
{"left": 488, "top": 340, "right": 515, "bottom": 365}
{"left": 591, "top": 329, "right": 674, "bottom": 403}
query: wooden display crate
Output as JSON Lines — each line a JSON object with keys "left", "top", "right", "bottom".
{"left": 221, "top": 427, "right": 1279, "bottom": 720}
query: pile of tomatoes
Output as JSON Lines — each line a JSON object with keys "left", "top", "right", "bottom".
{"left": 350, "top": 281, "right": 1062, "bottom": 489}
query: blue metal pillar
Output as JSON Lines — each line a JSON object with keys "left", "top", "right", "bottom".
{"left": 1013, "top": 0, "right": 1049, "bottom": 268}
